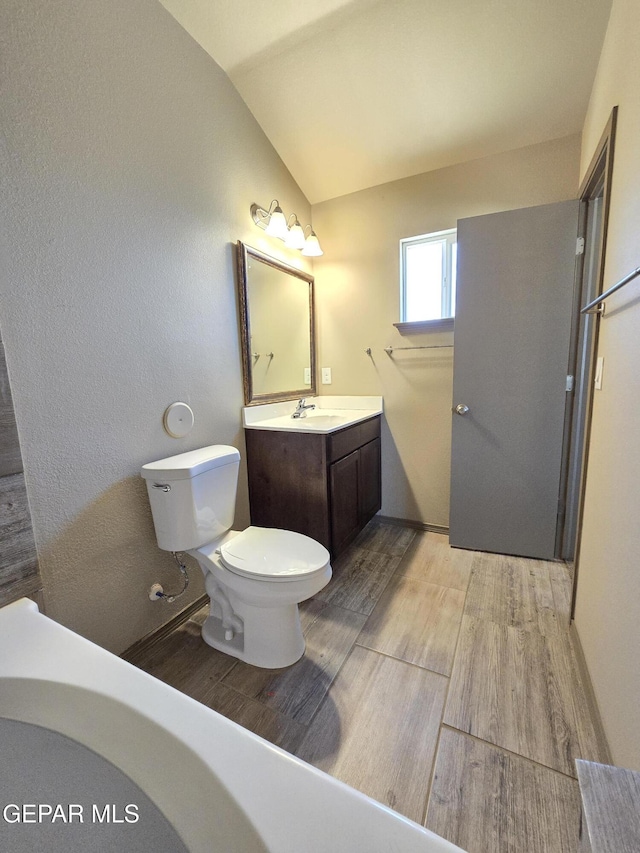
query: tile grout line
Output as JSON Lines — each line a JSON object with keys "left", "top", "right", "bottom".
{"left": 420, "top": 544, "right": 477, "bottom": 828}
{"left": 435, "top": 553, "right": 597, "bottom": 788}
{"left": 318, "top": 561, "right": 402, "bottom": 617}
{"left": 347, "top": 530, "right": 476, "bottom": 830}
{"left": 134, "top": 523, "right": 600, "bottom": 841}
{"left": 353, "top": 641, "right": 452, "bottom": 678}
{"left": 294, "top": 532, "right": 420, "bottom": 739}
{"left": 439, "top": 723, "right": 581, "bottom": 782}
{"left": 343, "top": 533, "right": 418, "bottom": 647}
{"left": 210, "top": 679, "right": 308, "bottom": 730}
{"left": 217, "top": 582, "right": 391, "bottom": 732}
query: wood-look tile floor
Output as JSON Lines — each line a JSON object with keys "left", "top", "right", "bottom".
{"left": 129, "top": 519, "right": 609, "bottom": 852}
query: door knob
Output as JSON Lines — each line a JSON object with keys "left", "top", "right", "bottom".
{"left": 454, "top": 404, "right": 470, "bottom": 416}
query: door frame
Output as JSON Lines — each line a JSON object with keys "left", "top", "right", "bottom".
{"left": 556, "top": 107, "right": 617, "bottom": 618}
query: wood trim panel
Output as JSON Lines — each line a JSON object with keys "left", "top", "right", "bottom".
{"left": 0, "top": 340, "right": 23, "bottom": 478}
{"left": 0, "top": 472, "right": 40, "bottom": 607}
{"left": 0, "top": 328, "right": 42, "bottom": 606}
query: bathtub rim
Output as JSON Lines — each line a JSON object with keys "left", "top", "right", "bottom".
{"left": 0, "top": 598, "right": 463, "bottom": 853}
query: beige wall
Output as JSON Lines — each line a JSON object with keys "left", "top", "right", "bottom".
{"left": 312, "top": 136, "right": 581, "bottom": 525}
{"left": 574, "top": 0, "right": 640, "bottom": 769}
{"left": 0, "top": 0, "right": 311, "bottom": 653}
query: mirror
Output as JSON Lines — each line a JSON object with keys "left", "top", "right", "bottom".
{"left": 236, "top": 241, "right": 316, "bottom": 405}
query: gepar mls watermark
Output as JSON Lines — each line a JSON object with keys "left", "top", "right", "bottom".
{"left": 3, "top": 803, "right": 140, "bottom": 824}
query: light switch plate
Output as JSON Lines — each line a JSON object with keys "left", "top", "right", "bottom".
{"left": 321, "top": 367, "right": 332, "bottom": 384}
{"left": 304, "top": 367, "right": 311, "bottom": 385}
{"left": 594, "top": 356, "right": 604, "bottom": 390}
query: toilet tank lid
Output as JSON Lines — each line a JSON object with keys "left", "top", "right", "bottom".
{"left": 141, "top": 445, "right": 240, "bottom": 481}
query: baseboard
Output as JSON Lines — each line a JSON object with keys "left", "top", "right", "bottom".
{"left": 122, "top": 594, "right": 208, "bottom": 664}
{"left": 377, "top": 514, "right": 449, "bottom": 536}
{"left": 570, "top": 621, "right": 613, "bottom": 765}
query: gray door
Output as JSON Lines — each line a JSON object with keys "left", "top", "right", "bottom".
{"left": 449, "top": 200, "right": 579, "bottom": 559}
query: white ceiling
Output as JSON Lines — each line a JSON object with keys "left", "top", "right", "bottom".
{"left": 159, "top": 0, "right": 612, "bottom": 204}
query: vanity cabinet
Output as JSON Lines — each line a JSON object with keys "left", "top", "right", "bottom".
{"left": 245, "top": 416, "right": 381, "bottom": 557}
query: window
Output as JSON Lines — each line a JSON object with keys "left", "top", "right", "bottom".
{"left": 400, "top": 229, "right": 457, "bottom": 324}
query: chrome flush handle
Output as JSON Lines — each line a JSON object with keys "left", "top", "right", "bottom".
{"left": 152, "top": 483, "right": 171, "bottom": 492}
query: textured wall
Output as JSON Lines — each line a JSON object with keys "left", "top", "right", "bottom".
{"left": 312, "top": 135, "right": 582, "bottom": 526}
{"left": 574, "top": 0, "right": 640, "bottom": 769}
{"left": 0, "top": 0, "right": 311, "bottom": 652}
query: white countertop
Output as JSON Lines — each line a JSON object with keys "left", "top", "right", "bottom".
{"left": 243, "top": 396, "right": 383, "bottom": 434}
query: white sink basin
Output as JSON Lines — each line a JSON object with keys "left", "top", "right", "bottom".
{"left": 254, "top": 410, "right": 353, "bottom": 431}
{"left": 243, "top": 396, "right": 383, "bottom": 434}
{"left": 301, "top": 414, "right": 349, "bottom": 428}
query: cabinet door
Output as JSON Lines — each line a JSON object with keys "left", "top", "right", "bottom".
{"left": 330, "top": 449, "right": 361, "bottom": 556}
{"left": 245, "top": 429, "right": 331, "bottom": 550}
{"left": 359, "top": 437, "right": 381, "bottom": 524}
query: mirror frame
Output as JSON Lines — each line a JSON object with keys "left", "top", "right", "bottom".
{"left": 236, "top": 241, "right": 316, "bottom": 405}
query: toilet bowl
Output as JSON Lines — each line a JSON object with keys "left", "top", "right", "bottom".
{"left": 194, "top": 526, "right": 331, "bottom": 668}
{"left": 141, "top": 445, "right": 332, "bottom": 668}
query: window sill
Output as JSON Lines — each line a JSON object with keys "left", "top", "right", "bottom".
{"left": 394, "top": 318, "right": 454, "bottom": 335}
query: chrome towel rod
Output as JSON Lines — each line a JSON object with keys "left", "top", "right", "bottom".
{"left": 384, "top": 344, "right": 453, "bottom": 354}
{"left": 581, "top": 265, "right": 640, "bottom": 315}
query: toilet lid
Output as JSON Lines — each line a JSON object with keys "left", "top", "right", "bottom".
{"left": 219, "top": 527, "right": 330, "bottom": 581}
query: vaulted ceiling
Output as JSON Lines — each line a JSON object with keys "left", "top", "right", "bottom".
{"left": 159, "top": 0, "right": 612, "bottom": 203}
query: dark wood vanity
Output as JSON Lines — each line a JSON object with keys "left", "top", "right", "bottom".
{"left": 235, "top": 242, "right": 381, "bottom": 557}
{"left": 245, "top": 415, "right": 381, "bottom": 557}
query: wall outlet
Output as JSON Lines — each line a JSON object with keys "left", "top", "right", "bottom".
{"left": 304, "top": 367, "right": 311, "bottom": 385}
{"left": 321, "top": 367, "right": 332, "bottom": 384}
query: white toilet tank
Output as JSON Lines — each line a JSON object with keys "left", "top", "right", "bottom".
{"left": 141, "top": 445, "right": 240, "bottom": 552}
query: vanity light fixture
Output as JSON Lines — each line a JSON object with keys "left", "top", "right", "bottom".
{"left": 284, "top": 215, "right": 305, "bottom": 250}
{"left": 250, "top": 200, "right": 323, "bottom": 256}
{"left": 301, "top": 226, "right": 323, "bottom": 257}
{"left": 264, "top": 203, "right": 288, "bottom": 239}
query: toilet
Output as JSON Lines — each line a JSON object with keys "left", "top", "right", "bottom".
{"left": 141, "top": 445, "right": 332, "bottom": 668}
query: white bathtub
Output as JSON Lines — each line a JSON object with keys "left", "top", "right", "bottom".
{"left": 0, "top": 598, "right": 464, "bottom": 852}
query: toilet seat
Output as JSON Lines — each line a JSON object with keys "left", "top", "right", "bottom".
{"left": 219, "top": 526, "right": 330, "bottom": 582}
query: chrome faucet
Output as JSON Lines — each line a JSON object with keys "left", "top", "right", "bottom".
{"left": 292, "top": 398, "right": 316, "bottom": 419}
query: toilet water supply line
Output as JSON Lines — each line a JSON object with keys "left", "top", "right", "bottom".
{"left": 149, "top": 552, "right": 190, "bottom": 603}
{"left": 149, "top": 552, "right": 242, "bottom": 641}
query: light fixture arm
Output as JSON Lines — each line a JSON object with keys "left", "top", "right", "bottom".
{"left": 250, "top": 199, "right": 323, "bottom": 256}
{"left": 250, "top": 199, "right": 280, "bottom": 230}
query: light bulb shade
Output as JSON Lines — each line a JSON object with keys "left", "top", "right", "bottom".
{"left": 284, "top": 220, "right": 305, "bottom": 250}
{"left": 265, "top": 206, "right": 288, "bottom": 239}
{"left": 302, "top": 231, "right": 323, "bottom": 257}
